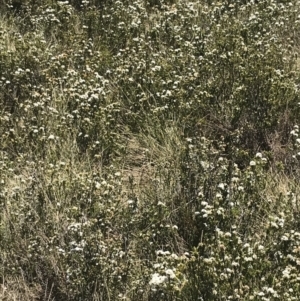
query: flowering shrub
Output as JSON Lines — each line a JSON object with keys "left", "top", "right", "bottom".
{"left": 1, "top": 0, "right": 300, "bottom": 300}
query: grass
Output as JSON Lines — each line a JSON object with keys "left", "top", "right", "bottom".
{"left": 1, "top": 0, "right": 300, "bottom": 300}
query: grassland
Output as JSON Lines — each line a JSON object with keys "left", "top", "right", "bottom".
{"left": 1, "top": 0, "right": 300, "bottom": 300}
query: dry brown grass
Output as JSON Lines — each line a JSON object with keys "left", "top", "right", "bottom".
{"left": 0, "top": 276, "right": 44, "bottom": 301}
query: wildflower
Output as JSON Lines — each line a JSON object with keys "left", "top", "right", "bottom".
{"left": 216, "top": 193, "right": 222, "bottom": 199}
{"left": 282, "top": 267, "right": 291, "bottom": 279}
{"left": 203, "top": 257, "right": 214, "bottom": 264}
{"left": 156, "top": 250, "right": 170, "bottom": 256}
{"left": 255, "top": 152, "right": 262, "bottom": 158}
{"left": 95, "top": 181, "right": 101, "bottom": 189}
{"left": 258, "top": 245, "right": 264, "bottom": 251}
{"left": 261, "top": 158, "right": 267, "bottom": 164}
{"left": 165, "top": 269, "right": 176, "bottom": 279}
{"left": 265, "top": 287, "right": 276, "bottom": 294}
{"left": 231, "top": 177, "right": 239, "bottom": 183}
{"left": 149, "top": 273, "right": 167, "bottom": 285}
{"left": 218, "top": 183, "right": 225, "bottom": 190}
{"left": 257, "top": 292, "right": 265, "bottom": 296}
{"left": 170, "top": 253, "right": 179, "bottom": 260}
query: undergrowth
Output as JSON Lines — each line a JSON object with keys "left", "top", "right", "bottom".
{"left": 1, "top": 0, "right": 300, "bottom": 300}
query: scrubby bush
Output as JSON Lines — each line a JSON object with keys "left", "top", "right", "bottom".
{"left": 1, "top": 0, "right": 300, "bottom": 300}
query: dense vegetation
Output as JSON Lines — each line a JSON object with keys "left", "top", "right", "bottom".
{"left": 1, "top": 0, "right": 300, "bottom": 300}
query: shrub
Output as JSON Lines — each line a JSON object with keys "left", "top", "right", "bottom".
{"left": 1, "top": 1, "right": 300, "bottom": 300}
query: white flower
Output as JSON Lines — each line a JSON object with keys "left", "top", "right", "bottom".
{"left": 200, "top": 161, "right": 209, "bottom": 170}
{"left": 170, "top": 253, "right": 179, "bottom": 260}
{"left": 165, "top": 269, "right": 176, "bottom": 279}
{"left": 218, "top": 183, "right": 225, "bottom": 190}
{"left": 149, "top": 273, "right": 167, "bottom": 286}
{"left": 257, "top": 292, "right": 265, "bottom": 296}
{"left": 282, "top": 267, "right": 291, "bottom": 279}
{"left": 255, "top": 152, "right": 262, "bottom": 158}
{"left": 250, "top": 161, "right": 256, "bottom": 166}
{"left": 203, "top": 257, "right": 214, "bottom": 264}
{"left": 95, "top": 182, "right": 101, "bottom": 189}
{"left": 232, "top": 177, "right": 239, "bottom": 183}
{"left": 216, "top": 193, "right": 222, "bottom": 199}
{"left": 71, "top": 247, "right": 83, "bottom": 252}
{"left": 265, "top": 287, "right": 276, "bottom": 294}
{"left": 290, "top": 130, "right": 298, "bottom": 136}
{"left": 156, "top": 250, "right": 170, "bottom": 256}
{"left": 258, "top": 245, "right": 264, "bottom": 251}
